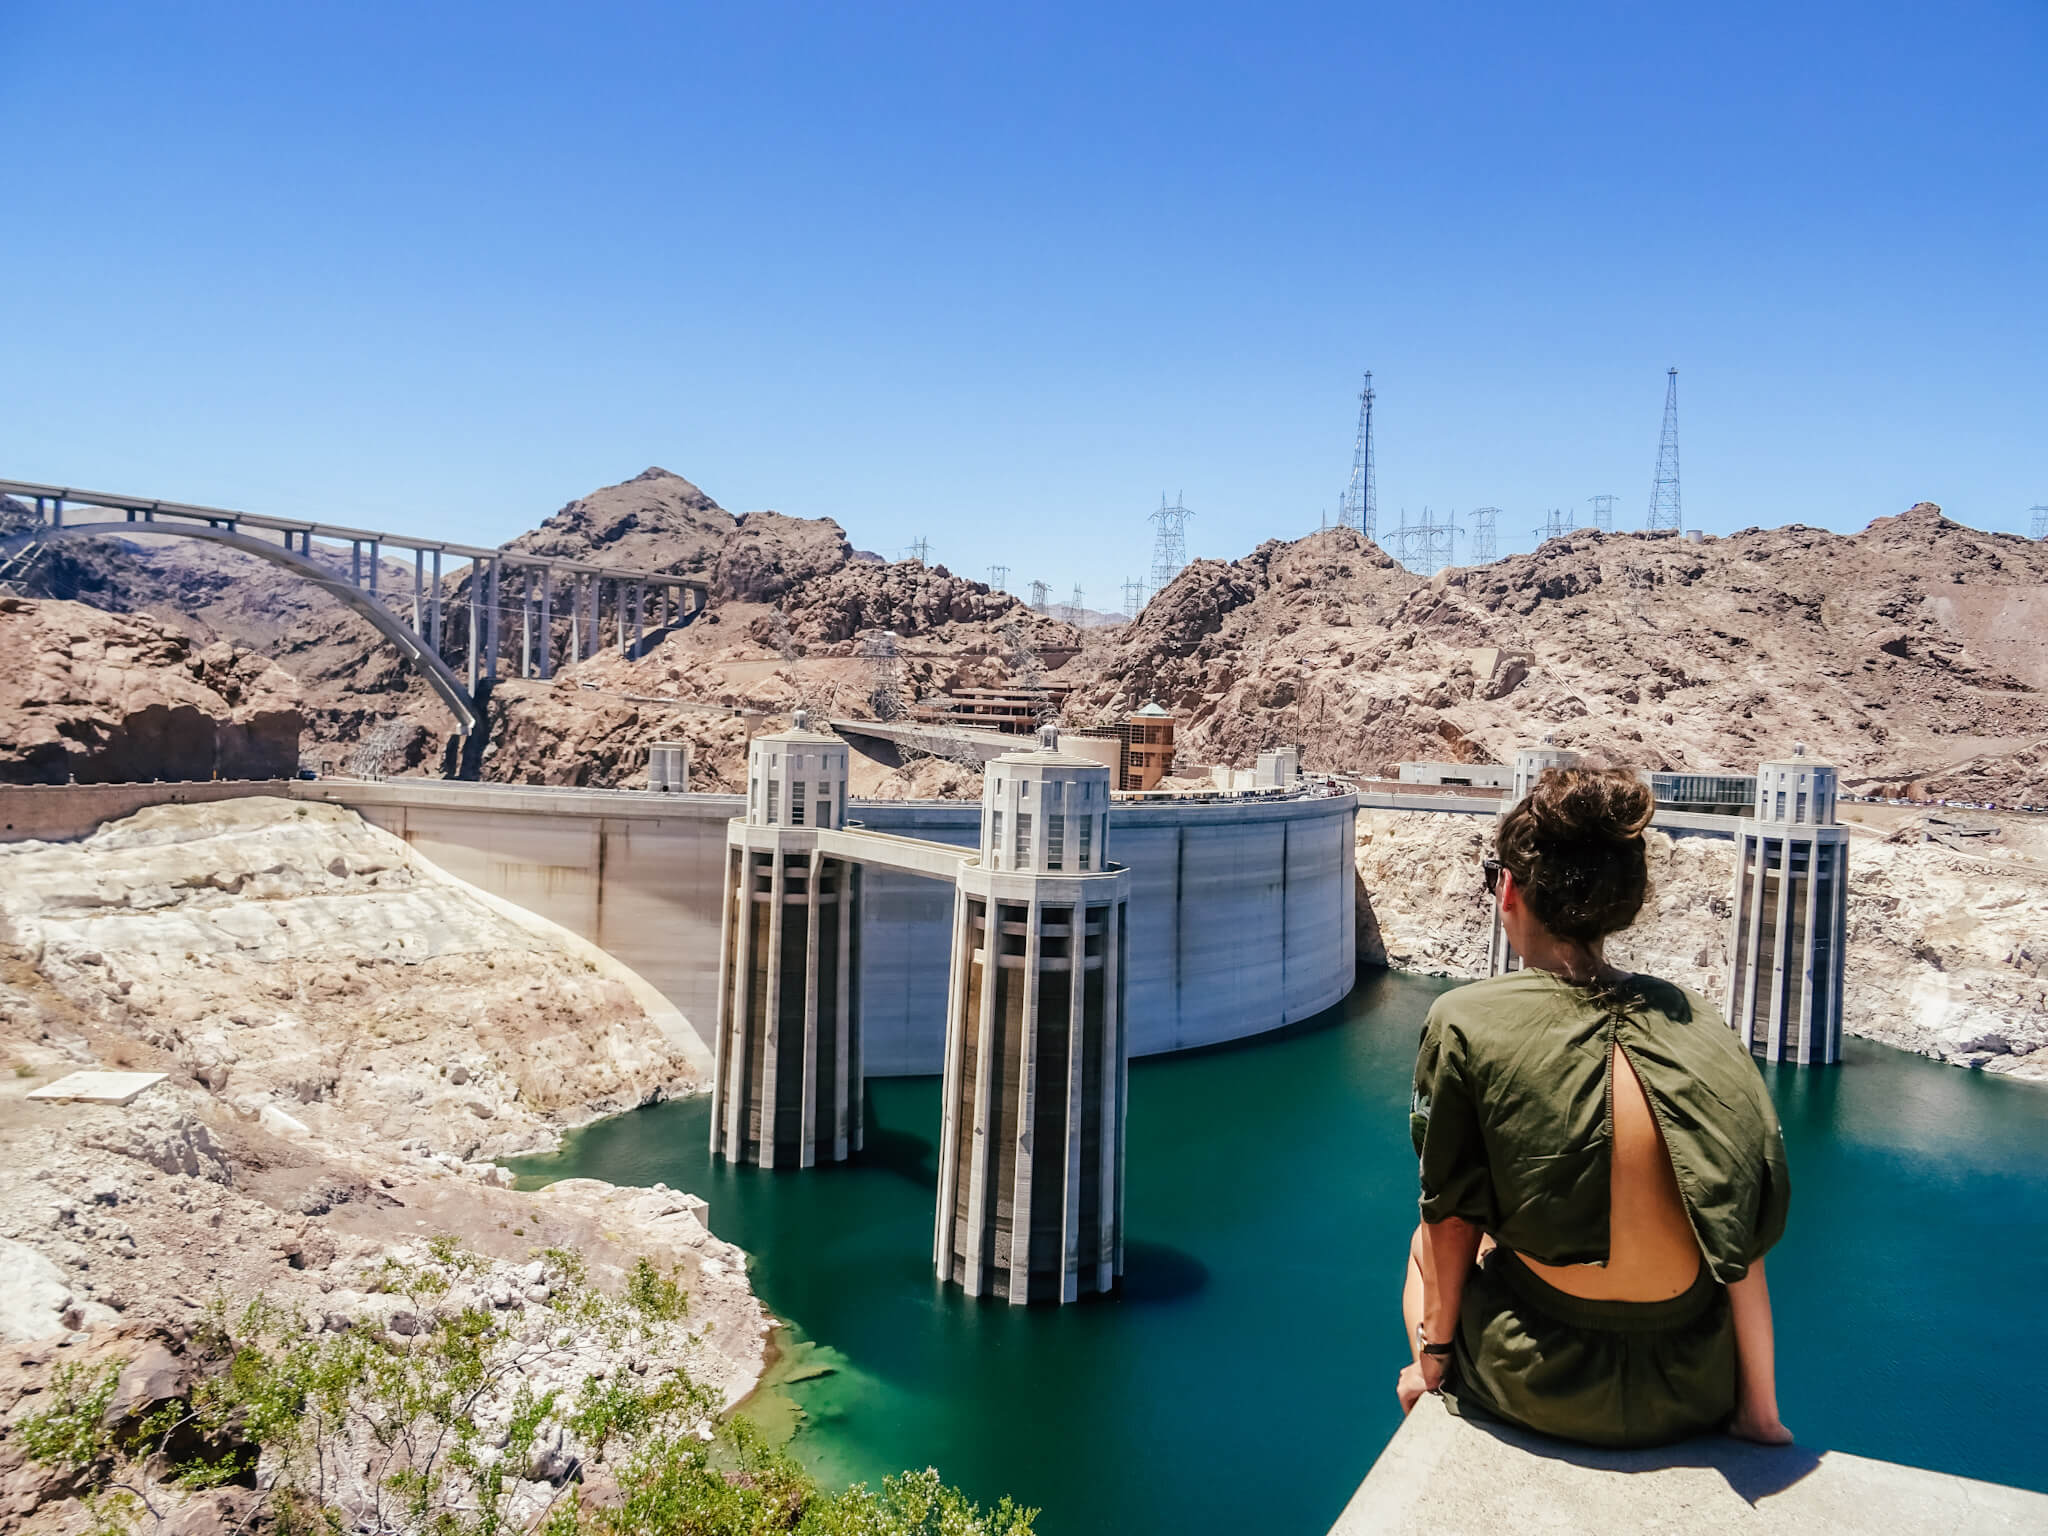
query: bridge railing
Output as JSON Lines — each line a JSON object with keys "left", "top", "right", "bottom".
{"left": 1, "top": 476, "right": 714, "bottom": 711}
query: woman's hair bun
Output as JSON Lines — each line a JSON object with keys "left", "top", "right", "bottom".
{"left": 1496, "top": 766, "right": 1655, "bottom": 944}
{"left": 1522, "top": 767, "right": 1655, "bottom": 844}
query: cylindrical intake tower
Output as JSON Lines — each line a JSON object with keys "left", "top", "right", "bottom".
{"left": 936, "top": 726, "right": 1129, "bottom": 1304}
{"left": 1726, "top": 746, "right": 1848, "bottom": 1066}
{"left": 711, "top": 711, "right": 863, "bottom": 1166}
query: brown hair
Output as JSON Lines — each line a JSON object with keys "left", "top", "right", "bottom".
{"left": 1496, "top": 767, "right": 1656, "bottom": 944}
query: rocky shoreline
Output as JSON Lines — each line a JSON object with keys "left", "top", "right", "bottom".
{"left": 0, "top": 799, "right": 773, "bottom": 1532}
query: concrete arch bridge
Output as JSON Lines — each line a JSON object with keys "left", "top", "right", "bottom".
{"left": 0, "top": 478, "right": 710, "bottom": 735}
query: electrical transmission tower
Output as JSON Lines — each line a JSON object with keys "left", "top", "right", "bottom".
{"left": 1388, "top": 507, "right": 1461, "bottom": 571}
{"left": 2031, "top": 506, "right": 2048, "bottom": 540}
{"left": 1338, "top": 372, "right": 1378, "bottom": 540}
{"left": 1065, "top": 584, "right": 1085, "bottom": 624}
{"left": 1645, "top": 368, "right": 1681, "bottom": 532}
{"left": 858, "top": 630, "right": 904, "bottom": 721}
{"left": 1148, "top": 493, "right": 1193, "bottom": 594}
{"left": 1029, "top": 579, "right": 1051, "bottom": 613}
{"left": 1121, "top": 577, "right": 1146, "bottom": 618}
{"left": 988, "top": 563, "right": 1009, "bottom": 591}
{"left": 1468, "top": 507, "right": 1500, "bottom": 563}
{"left": 1536, "top": 508, "right": 1574, "bottom": 545}
{"left": 1586, "top": 494, "right": 1618, "bottom": 532}
{"left": 906, "top": 537, "right": 931, "bottom": 564}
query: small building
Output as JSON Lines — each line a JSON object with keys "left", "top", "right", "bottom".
{"left": 1256, "top": 746, "right": 1303, "bottom": 788}
{"left": 1071, "top": 702, "right": 1177, "bottom": 792}
{"left": 1397, "top": 761, "right": 1513, "bottom": 789}
{"left": 1649, "top": 771, "right": 1755, "bottom": 817}
{"left": 910, "top": 685, "right": 1074, "bottom": 736}
{"left": 1725, "top": 746, "right": 1848, "bottom": 1066}
{"left": 647, "top": 741, "right": 689, "bottom": 793}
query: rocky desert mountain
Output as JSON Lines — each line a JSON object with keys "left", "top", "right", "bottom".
{"left": 1073, "top": 507, "right": 2048, "bottom": 803}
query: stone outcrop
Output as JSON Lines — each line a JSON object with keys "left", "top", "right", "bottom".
{"left": 0, "top": 598, "right": 302, "bottom": 784}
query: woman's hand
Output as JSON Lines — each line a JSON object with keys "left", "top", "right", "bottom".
{"left": 1396, "top": 1352, "right": 1448, "bottom": 1413}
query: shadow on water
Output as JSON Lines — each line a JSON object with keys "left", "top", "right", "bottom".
{"left": 849, "top": 1121, "right": 938, "bottom": 1186}
{"left": 1116, "top": 1240, "right": 1208, "bottom": 1305}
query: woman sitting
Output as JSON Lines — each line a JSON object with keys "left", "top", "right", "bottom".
{"left": 1398, "top": 767, "right": 1794, "bottom": 1447}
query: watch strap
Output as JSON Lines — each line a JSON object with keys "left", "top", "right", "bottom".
{"left": 1420, "top": 1339, "right": 1454, "bottom": 1357}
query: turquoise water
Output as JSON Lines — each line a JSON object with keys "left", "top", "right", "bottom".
{"left": 510, "top": 971, "right": 2048, "bottom": 1533}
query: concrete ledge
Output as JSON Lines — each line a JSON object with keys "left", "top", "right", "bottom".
{"left": 1330, "top": 1397, "right": 2048, "bottom": 1534}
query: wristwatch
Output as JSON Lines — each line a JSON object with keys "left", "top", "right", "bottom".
{"left": 1416, "top": 1323, "right": 1453, "bottom": 1358}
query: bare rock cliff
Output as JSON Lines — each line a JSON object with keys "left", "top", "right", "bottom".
{"left": 0, "top": 597, "right": 303, "bottom": 784}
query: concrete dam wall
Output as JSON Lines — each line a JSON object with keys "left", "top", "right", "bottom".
{"left": 288, "top": 780, "right": 1359, "bottom": 1074}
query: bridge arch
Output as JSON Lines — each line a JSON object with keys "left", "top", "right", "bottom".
{"left": 2, "top": 521, "right": 478, "bottom": 733}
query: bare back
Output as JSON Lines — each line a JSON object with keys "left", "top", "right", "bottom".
{"left": 1519, "top": 1044, "right": 1702, "bottom": 1301}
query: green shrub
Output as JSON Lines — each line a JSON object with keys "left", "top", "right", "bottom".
{"left": 20, "top": 1240, "right": 1035, "bottom": 1536}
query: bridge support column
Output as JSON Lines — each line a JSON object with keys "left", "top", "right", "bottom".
{"left": 485, "top": 558, "right": 501, "bottom": 680}
{"left": 368, "top": 539, "right": 380, "bottom": 599}
{"left": 936, "top": 731, "right": 1126, "bottom": 1304}
{"left": 412, "top": 549, "right": 423, "bottom": 633}
{"left": 711, "top": 714, "right": 860, "bottom": 1167}
{"left": 429, "top": 549, "right": 442, "bottom": 648}
{"left": 632, "top": 581, "right": 645, "bottom": 660}
{"left": 351, "top": 540, "right": 361, "bottom": 586}
{"left": 519, "top": 567, "right": 534, "bottom": 679}
{"left": 539, "top": 566, "right": 554, "bottom": 679}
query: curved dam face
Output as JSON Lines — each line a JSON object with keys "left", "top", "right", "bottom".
{"left": 286, "top": 780, "right": 1358, "bottom": 1075}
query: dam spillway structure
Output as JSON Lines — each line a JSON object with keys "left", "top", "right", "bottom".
{"left": 1725, "top": 746, "right": 1848, "bottom": 1066}
{"left": 711, "top": 713, "right": 863, "bottom": 1166}
{"left": 935, "top": 729, "right": 1130, "bottom": 1305}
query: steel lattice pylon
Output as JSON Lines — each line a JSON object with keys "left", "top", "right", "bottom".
{"left": 1646, "top": 368, "right": 1682, "bottom": 532}
{"left": 1388, "top": 507, "right": 1461, "bottom": 572}
{"left": 1148, "top": 493, "right": 1193, "bottom": 594}
{"left": 2031, "top": 506, "right": 2048, "bottom": 541}
{"left": 1468, "top": 507, "right": 1500, "bottom": 563}
{"left": 1338, "top": 372, "right": 1377, "bottom": 540}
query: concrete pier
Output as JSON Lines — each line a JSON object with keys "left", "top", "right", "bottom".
{"left": 710, "top": 716, "right": 863, "bottom": 1165}
{"left": 1727, "top": 747, "right": 1849, "bottom": 1066}
{"left": 936, "top": 731, "right": 1129, "bottom": 1304}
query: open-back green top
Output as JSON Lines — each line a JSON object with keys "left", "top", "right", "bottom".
{"left": 1410, "top": 969, "right": 1790, "bottom": 1284}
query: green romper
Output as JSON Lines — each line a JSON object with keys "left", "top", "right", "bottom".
{"left": 1410, "top": 970, "right": 1791, "bottom": 1448}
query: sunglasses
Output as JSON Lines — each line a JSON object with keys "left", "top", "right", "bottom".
{"left": 1482, "top": 857, "right": 1505, "bottom": 896}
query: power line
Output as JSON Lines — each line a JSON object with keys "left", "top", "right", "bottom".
{"left": 1387, "top": 507, "right": 1461, "bottom": 571}
{"left": 1646, "top": 368, "right": 1681, "bottom": 532}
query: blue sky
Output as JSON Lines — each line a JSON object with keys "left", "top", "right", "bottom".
{"left": 3, "top": 2, "right": 2042, "bottom": 603}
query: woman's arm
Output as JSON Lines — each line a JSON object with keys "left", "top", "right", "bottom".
{"left": 1397, "top": 1216, "right": 1483, "bottom": 1410}
{"left": 1726, "top": 1258, "right": 1794, "bottom": 1444}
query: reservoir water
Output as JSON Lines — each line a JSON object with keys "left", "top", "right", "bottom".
{"left": 510, "top": 970, "right": 2048, "bottom": 1533}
